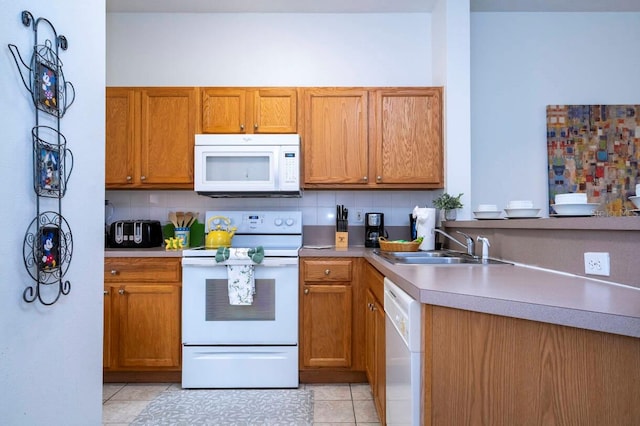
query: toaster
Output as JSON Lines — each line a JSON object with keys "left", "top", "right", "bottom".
{"left": 108, "top": 220, "right": 163, "bottom": 248}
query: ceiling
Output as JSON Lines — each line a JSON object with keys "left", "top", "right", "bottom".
{"left": 106, "top": 0, "right": 640, "bottom": 13}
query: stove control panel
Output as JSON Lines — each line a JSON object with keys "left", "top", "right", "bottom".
{"left": 205, "top": 211, "right": 302, "bottom": 235}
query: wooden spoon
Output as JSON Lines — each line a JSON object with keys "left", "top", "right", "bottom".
{"left": 176, "top": 211, "right": 185, "bottom": 227}
{"left": 168, "top": 211, "right": 178, "bottom": 227}
{"left": 184, "top": 212, "right": 193, "bottom": 228}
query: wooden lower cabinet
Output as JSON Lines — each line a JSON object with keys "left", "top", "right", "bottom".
{"left": 299, "top": 258, "right": 366, "bottom": 383}
{"left": 104, "top": 257, "right": 182, "bottom": 382}
{"left": 364, "top": 262, "right": 386, "bottom": 423}
{"left": 424, "top": 305, "right": 640, "bottom": 425}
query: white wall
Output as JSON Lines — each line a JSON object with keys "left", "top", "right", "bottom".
{"left": 107, "top": 13, "right": 432, "bottom": 86}
{"left": 471, "top": 12, "right": 640, "bottom": 215}
{"left": 432, "top": 0, "right": 472, "bottom": 218}
{"left": 0, "top": 1, "right": 105, "bottom": 424}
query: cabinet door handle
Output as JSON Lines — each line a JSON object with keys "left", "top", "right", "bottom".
{"left": 324, "top": 269, "right": 330, "bottom": 275}
{"left": 110, "top": 270, "right": 117, "bottom": 275}
{"left": 240, "top": 124, "right": 245, "bottom": 131}
{"left": 254, "top": 123, "right": 258, "bottom": 130}
{"left": 363, "top": 176, "right": 368, "bottom": 182}
{"left": 126, "top": 176, "right": 132, "bottom": 181}
{"left": 304, "top": 288, "right": 309, "bottom": 295}
{"left": 376, "top": 175, "right": 382, "bottom": 181}
{"left": 104, "top": 290, "right": 109, "bottom": 296}
{"left": 140, "top": 175, "right": 146, "bottom": 181}
{"left": 118, "top": 289, "right": 125, "bottom": 295}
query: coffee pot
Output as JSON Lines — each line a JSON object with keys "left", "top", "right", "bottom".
{"left": 364, "top": 212, "right": 386, "bottom": 248}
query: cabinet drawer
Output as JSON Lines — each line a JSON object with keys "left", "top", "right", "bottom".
{"left": 105, "top": 258, "right": 181, "bottom": 283}
{"left": 303, "top": 260, "right": 352, "bottom": 282}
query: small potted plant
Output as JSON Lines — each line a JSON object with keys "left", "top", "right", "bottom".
{"left": 433, "top": 192, "right": 464, "bottom": 221}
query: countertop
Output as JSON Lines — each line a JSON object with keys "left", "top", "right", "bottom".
{"left": 106, "top": 245, "right": 640, "bottom": 338}
{"left": 300, "top": 245, "right": 640, "bottom": 338}
{"left": 105, "top": 247, "right": 183, "bottom": 258}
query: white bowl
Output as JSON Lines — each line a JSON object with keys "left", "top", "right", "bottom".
{"left": 473, "top": 211, "right": 502, "bottom": 220}
{"left": 555, "top": 193, "right": 587, "bottom": 204}
{"left": 504, "top": 208, "right": 540, "bottom": 218}
{"left": 629, "top": 196, "right": 640, "bottom": 209}
{"left": 507, "top": 200, "right": 534, "bottom": 209}
{"left": 551, "top": 203, "right": 597, "bottom": 216}
{"left": 477, "top": 204, "right": 498, "bottom": 212}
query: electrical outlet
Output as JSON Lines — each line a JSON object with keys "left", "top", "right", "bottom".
{"left": 355, "top": 210, "right": 364, "bottom": 223}
{"left": 584, "top": 252, "right": 610, "bottom": 276}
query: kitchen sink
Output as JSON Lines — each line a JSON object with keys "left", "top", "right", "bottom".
{"left": 373, "top": 250, "right": 512, "bottom": 265}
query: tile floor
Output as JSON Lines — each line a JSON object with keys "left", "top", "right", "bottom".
{"left": 103, "top": 382, "right": 381, "bottom": 425}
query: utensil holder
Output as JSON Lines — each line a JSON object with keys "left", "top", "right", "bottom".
{"left": 335, "top": 232, "right": 348, "bottom": 249}
{"left": 174, "top": 227, "right": 190, "bottom": 248}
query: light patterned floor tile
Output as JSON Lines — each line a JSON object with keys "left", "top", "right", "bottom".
{"left": 102, "top": 383, "right": 126, "bottom": 402}
{"left": 313, "top": 400, "right": 355, "bottom": 423}
{"left": 354, "top": 398, "right": 380, "bottom": 423}
{"left": 102, "top": 400, "right": 150, "bottom": 424}
{"left": 350, "top": 383, "right": 373, "bottom": 400}
{"left": 313, "top": 423, "right": 356, "bottom": 426}
{"left": 110, "top": 383, "right": 171, "bottom": 401}
{"left": 308, "top": 383, "right": 352, "bottom": 400}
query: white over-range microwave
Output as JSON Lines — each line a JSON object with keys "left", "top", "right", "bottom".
{"left": 194, "top": 134, "right": 301, "bottom": 197}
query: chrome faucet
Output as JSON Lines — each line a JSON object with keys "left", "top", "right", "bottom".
{"left": 432, "top": 229, "right": 476, "bottom": 257}
{"left": 477, "top": 235, "right": 491, "bottom": 260}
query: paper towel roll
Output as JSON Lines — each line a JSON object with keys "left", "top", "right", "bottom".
{"left": 412, "top": 206, "right": 436, "bottom": 251}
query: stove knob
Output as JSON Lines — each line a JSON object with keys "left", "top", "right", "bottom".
{"left": 274, "top": 218, "right": 283, "bottom": 226}
{"left": 285, "top": 218, "right": 295, "bottom": 226}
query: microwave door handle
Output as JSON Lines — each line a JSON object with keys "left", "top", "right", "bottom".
{"left": 273, "top": 150, "right": 279, "bottom": 188}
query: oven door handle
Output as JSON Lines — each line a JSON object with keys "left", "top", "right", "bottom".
{"left": 182, "top": 257, "right": 298, "bottom": 267}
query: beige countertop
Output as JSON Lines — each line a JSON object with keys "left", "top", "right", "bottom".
{"left": 300, "top": 245, "right": 640, "bottom": 338}
{"left": 105, "top": 247, "right": 183, "bottom": 257}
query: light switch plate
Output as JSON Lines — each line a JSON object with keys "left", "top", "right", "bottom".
{"left": 584, "top": 252, "right": 610, "bottom": 276}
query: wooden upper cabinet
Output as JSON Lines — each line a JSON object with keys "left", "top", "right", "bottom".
{"left": 372, "top": 87, "right": 444, "bottom": 188}
{"left": 105, "top": 87, "right": 197, "bottom": 189}
{"left": 139, "top": 88, "right": 196, "bottom": 186}
{"left": 302, "top": 88, "right": 369, "bottom": 186}
{"left": 201, "top": 87, "right": 297, "bottom": 134}
{"left": 105, "top": 88, "right": 136, "bottom": 186}
{"left": 253, "top": 88, "right": 297, "bottom": 133}
{"left": 201, "top": 88, "right": 246, "bottom": 133}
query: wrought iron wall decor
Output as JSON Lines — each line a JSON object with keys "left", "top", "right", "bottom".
{"left": 9, "top": 11, "right": 75, "bottom": 306}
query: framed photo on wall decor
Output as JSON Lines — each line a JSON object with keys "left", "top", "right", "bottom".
{"left": 547, "top": 104, "right": 640, "bottom": 216}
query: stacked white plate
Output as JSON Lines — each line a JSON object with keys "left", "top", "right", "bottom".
{"left": 473, "top": 204, "right": 502, "bottom": 220}
{"left": 504, "top": 200, "right": 540, "bottom": 219}
{"left": 551, "top": 192, "right": 597, "bottom": 216}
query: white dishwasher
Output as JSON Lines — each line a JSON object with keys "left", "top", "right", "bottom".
{"left": 384, "top": 277, "right": 422, "bottom": 426}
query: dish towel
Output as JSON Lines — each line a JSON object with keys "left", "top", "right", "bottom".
{"left": 215, "top": 247, "right": 264, "bottom": 305}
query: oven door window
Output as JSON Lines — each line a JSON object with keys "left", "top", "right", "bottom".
{"left": 205, "top": 154, "right": 271, "bottom": 183}
{"left": 205, "top": 279, "right": 275, "bottom": 321}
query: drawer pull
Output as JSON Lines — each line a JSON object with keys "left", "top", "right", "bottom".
{"left": 304, "top": 288, "right": 309, "bottom": 295}
{"left": 118, "top": 289, "right": 125, "bottom": 295}
{"left": 110, "top": 270, "right": 117, "bottom": 275}
{"left": 104, "top": 290, "right": 109, "bottom": 296}
{"left": 324, "top": 269, "right": 330, "bottom": 275}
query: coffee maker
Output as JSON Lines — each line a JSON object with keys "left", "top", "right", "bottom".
{"left": 365, "top": 212, "right": 385, "bottom": 248}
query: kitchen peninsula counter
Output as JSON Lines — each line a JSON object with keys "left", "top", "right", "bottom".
{"left": 300, "top": 246, "right": 640, "bottom": 338}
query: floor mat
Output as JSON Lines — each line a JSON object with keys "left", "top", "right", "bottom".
{"left": 131, "top": 388, "right": 314, "bottom": 426}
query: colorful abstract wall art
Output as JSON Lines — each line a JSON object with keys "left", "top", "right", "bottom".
{"left": 547, "top": 105, "right": 640, "bottom": 216}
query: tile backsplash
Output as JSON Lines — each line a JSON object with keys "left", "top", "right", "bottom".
{"left": 105, "top": 190, "right": 440, "bottom": 228}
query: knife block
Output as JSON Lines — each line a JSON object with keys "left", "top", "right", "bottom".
{"left": 335, "top": 232, "right": 348, "bottom": 249}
